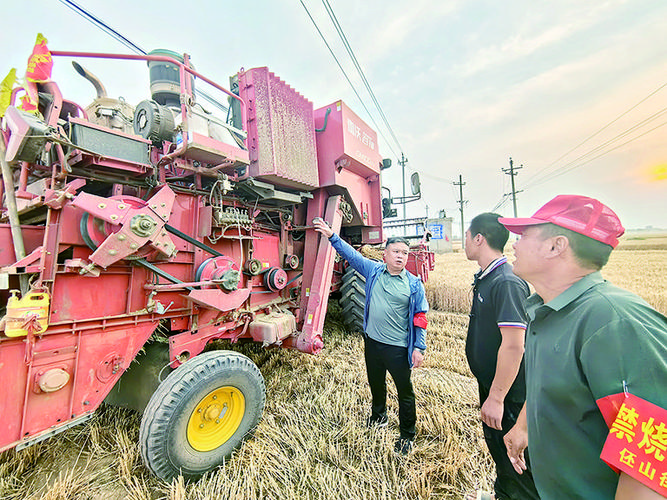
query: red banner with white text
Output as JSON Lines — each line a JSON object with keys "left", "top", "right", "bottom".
{"left": 598, "top": 392, "right": 667, "bottom": 495}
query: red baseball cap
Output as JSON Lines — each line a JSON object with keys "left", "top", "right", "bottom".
{"left": 498, "top": 195, "right": 625, "bottom": 248}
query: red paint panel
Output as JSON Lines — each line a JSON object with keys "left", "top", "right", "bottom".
{"left": 314, "top": 100, "right": 381, "bottom": 186}
{"left": 50, "top": 274, "right": 131, "bottom": 321}
{"left": 58, "top": 205, "right": 87, "bottom": 246}
{"left": 0, "top": 340, "right": 29, "bottom": 450}
{"left": 0, "top": 321, "right": 156, "bottom": 452}
{"left": 71, "top": 323, "right": 157, "bottom": 413}
{"left": 22, "top": 339, "right": 78, "bottom": 437}
{"left": 0, "top": 225, "right": 45, "bottom": 266}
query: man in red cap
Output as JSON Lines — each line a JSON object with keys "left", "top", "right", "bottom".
{"left": 498, "top": 195, "right": 667, "bottom": 499}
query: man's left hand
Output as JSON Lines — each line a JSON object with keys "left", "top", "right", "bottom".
{"left": 412, "top": 350, "right": 424, "bottom": 368}
{"left": 504, "top": 421, "right": 528, "bottom": 475}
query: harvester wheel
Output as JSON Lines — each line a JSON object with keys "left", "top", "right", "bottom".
{"left": 339, "top": 266, "right": 366, "bottom": 333}
{"left": 139, "top": 350, "right": 265, "bottom": 481}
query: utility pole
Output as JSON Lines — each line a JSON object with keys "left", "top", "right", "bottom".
{"left": 502, "top": 157, "right": 523, "bottom": 218}
{"left": 453, "top": 175, "right": 466, "bottom": 249}
{"left": 399, "top": 153, "right": 408, "bottom": 233}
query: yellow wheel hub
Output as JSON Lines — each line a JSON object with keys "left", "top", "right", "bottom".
{"left": 187, "top": 386, "right": 245, "bottom": 452}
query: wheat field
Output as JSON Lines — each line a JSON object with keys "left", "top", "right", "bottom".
{"left": 427, "top": 236, "right": 667, "bottom": 316}
{"left": 0, "top": 236, "right": 664, "bottom": 500}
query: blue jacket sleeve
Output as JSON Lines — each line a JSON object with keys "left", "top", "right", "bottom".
{"left": 413, "top": 280, "right": 428, "bottom": 350}
{"left": 414, "top": 327, "right": 427, "bottom": 351}
{"left": 328, "top": 233, "right": 380, "bottom": 279}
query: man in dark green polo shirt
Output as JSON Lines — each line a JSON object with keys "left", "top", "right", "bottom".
{"left": 498, "top": 195, "right": 667, "bottom": 499}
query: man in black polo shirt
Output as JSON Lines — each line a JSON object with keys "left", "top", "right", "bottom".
{"left": 464, "top": 213, "right": 539, "bottom": 500}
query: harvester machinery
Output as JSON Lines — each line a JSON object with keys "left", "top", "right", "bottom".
{"left": 0, "top": 48, "right": 434, "bottom": 480}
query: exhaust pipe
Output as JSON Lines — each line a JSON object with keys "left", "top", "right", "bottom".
{"left": 71, "top": 61, "right": 107, "bottom": 99}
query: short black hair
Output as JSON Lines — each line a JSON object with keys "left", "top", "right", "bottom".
{"left": 538, "top": 223, "right": 613, "bottom": 270}
{"left": 385, "top": 236, "right": 410, "bottom": 248}
{"left": 468, "top": 213, "right": 509, "bottom": 252}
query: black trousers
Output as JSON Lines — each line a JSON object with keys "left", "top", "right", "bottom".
{"left": 364, "top": 336, "right": 416, "bottom": 440}
{"left": 478, "top": 385, "right": 540, "bottom": 500}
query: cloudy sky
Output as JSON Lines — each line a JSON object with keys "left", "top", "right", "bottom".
{"left": 3, "top": 0, "right": 666, "bottom": 234}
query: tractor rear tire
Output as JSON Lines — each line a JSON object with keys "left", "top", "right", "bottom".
{"left": 139, "top": 350, "right": 265, "bottom": 481}
{"left": 339, "top": 266, "right": 366, "bottom": 333}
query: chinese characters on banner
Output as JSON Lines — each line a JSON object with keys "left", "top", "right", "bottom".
{"left": 598, "top": 392, "right": 667, "bottom": 495}
{"left": 22, "top": 33, "right": 53, "bottom": 113}
{"left": 25, "top": 33, "right": 53, "bottom": 83}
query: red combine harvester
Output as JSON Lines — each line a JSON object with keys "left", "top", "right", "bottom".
{"left": 0, "top": 48, "right": 434, "bottom": 480}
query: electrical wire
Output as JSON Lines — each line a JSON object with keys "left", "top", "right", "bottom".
{"left": 415, "top": 170, "right": 454, "bottom": 183}
{"left": 525, "top": 107, "right": 667, "bottom": 188}
{"left": 321, "top": 0, "right": 403, "bottom": 154}
{"left": 523, "top": 107, "right": 667, "bottom": 189}
{"left": 58, "top": 0, "right": 231, "bottom": 115}
{"left": 58, "top": 0, "right": 146, "bottom": 54}
{"left": 523, "top": 80, "right": 667, "bottom": 187}
{"left": 464, "top": 81, "right": 667, "bottom": 204}
{"left": 490, "top": 193, "right": 510, "bottom": 212}
{"left": 318, "top": 0, "right": 453, "bottom": 191}
{"left": 490, "top": 169, "right": 512, "bottom": 212}
{"left": 299, "top": 0, "right": 399, "bottom": 160}
{"left": 488, "top": 171, "right": 507, "bottom": 212}
{"left": 310, "top": 2, "right": 457, "bottom": 191}
{"left": 528, "top": 119, "right": 667, "bottom": 188}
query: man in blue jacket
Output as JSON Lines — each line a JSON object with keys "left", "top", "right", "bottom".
{"left": 313, "top": 218, "right": 429, "bottom": 455}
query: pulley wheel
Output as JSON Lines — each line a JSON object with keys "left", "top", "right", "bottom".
{"left": 264, "top": 267, "right": 287, "bottom": 291}
{"left": 79, "top": 195, "right": 153, "bottom": 259}
{"left": 195, "top": 256, "right": 240, "bottom": 290}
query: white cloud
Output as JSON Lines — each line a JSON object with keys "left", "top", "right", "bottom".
{"left": 453, "top": 0, "right": 632, "bottom": 77}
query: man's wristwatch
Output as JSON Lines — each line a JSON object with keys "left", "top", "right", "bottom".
{"left": 416, "top": 348, "right": 425, "bottom": 355}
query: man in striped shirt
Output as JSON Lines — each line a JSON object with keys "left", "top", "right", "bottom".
{"left": 464, "top": 213, "right": 539, "bottom": 500}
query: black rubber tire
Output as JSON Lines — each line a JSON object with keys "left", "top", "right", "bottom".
{"left": 139, "top": 350, "right": 265, "bottom": 481}
{"left": 339, "top": 266, "right": 366, "bottom": 333}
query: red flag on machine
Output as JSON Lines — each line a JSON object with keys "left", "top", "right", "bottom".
{"left": 25, "top": 33, "right": 53, "bottom": 82}
{"left": 22, "top": 33, "right": 53, "bottom": 113}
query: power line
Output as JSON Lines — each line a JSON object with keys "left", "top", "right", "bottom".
{"left": 525, "top": 108, "right": 667, "bottom": 188}
{"left": 412, "top": 169, "right": 451, "bottom": 183}
{"left": 490, "top": 194, "right": 510, "bottom": 212}
{"left": 523, "top": 80, "right": 667, "bottom": 187}
{"left": 299, "top": 0, "right": 398, "bottom": 160}
{"left": 488, "top": 168, "right": 512, "bottom": 213}
{"left": 528, "top": 119, "right": 667, "bottom": 188}
{"left": 320, "top": 0, "right": 404, "bottom": 154}
{"left": 490, "top": 108, "right": 665, "bottom": 211}
{"left": 525, "top": 106, "right": 667, "bottom": 189}
{"left": 58, "top": 0, "right": 146, "bottom": 54}
{"left": 315, "top": 3, "right": 454, "bottom": 190}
